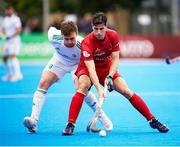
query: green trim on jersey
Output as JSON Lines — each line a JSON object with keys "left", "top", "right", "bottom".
{"left": 52, "top": 35, "right": 63, "bottom": 41}
{"left": 76, "top": 41, "right": 81, "bottom": 49}
{"left": 76, "top": 35, "right": 83, "bottom": 50}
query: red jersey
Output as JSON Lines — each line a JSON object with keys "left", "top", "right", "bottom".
{"left": 80, "top": 29, "right": 120, "bottom": 68}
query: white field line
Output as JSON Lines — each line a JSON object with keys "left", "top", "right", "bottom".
{"left": 0, "top": 146, "right": 179, "bottom": 147}
{"left": 0, "top": 91, "right": 180, "bottom": 99}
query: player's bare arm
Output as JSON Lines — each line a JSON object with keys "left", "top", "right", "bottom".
{"left": 6, "top": 27, "right": 21, "bottom": 40}
{"left": 104, "top": 51, "right": 120, "bottom": 87}
{"left": 109, "top": 51, "right": 120, "bottom": 77}
{"left": 84, "top": 60, "right": 105, "bottom": 100}
{"left": 13, "top": 27, "right": 21, "bottom": 37}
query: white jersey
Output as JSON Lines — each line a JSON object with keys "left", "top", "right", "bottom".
{"left": 1, "top": 14, "right": 21, "bottom": 55}
{"left": 1, "top": 14, "right": 21, "bottom": 42}
{"left": 48, "top": 27, "right": 83, "bottom": 66}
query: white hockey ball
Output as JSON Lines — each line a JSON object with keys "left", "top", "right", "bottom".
{"left": 99, "top": 130, "right": 106, "bottom": 137}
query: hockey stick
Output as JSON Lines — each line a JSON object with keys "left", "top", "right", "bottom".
{"left": 86, "top": 85, "right": 108, "bottom": 132}
{"left": 165, "top": 56, "right": 180, "bottom": 64}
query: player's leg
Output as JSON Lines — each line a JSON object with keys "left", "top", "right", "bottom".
{"left": 23, "top": 70, "right": 59, "bottom": 132}
{"left": 62, "top": 74, "right": 91, "bottom": 135}
{"left": 71, "top": 70, "right": 113, "bottom": 132}
{"left": 1, "top": 44, "right": 14, "bottom": 81}
{"left": 9, "top": 54, "right": 23, "bottom": 81}
{"left": 85, "top": 91, "right": 113, "bottom": 131}
{"left": 113, "top": 76, "right": 169, "bottom": 133}
{"left": 8, "top": 42, "right": 23, "bottom": 81}
{"left": 23, "top": 57, "right": 66, "bottom": 132}
{"left": 1, "top": 55, "right": 14, "bottom": 81}
{"left": 32, "top": 70, "right": 58, "bottom": 118}
{"left": 113, "top": 77, "right": 154, "bottom": 120}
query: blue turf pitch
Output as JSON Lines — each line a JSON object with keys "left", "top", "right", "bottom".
{"left": 0, "top": 60, "right": 180, "bottom": 146}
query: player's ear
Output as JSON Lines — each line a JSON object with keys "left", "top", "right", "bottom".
{"left": 91, "top": 23, "right": 94, "bottom": 28}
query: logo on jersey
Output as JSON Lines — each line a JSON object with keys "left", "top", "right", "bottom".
{"left": 83, "top": 51, "right": 90, "bottom": 57}
{"left": 72, "top": 54, "right": 77, "bottom": 58}
{"left": 53, "top": 35, "right": 62, "bottom": 40}
{"left": 94, "top": 48, "right": 105, "bottom": 56}
{"left": 94, "top": 48, "right": 101, "bottom": 54}
{"left": 48, "top": 64, "right": 53, "bottom": 69}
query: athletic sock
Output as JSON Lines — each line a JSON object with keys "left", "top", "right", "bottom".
{"left": 68, "top": 92, "right": 85, "bottom": 124}
{"left": 11, "top": 57, "right": 22, "bottom": 76}
{"left": 84, "top": 91, "right": 97, "bottom": 111}
{"left": 31, "top": 88, "right": 47, "bottom": 121}
{"left": 4, "top": 59, "right": 13, "bottom": 76}
{"left": 129, "top": 93, "right": 154, "bottom": 121}
{"left": 85, "top": 91, "right": 113, "bottom": 131}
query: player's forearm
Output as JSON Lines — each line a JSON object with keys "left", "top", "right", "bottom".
{"left": 13, "top": 27, "right": 21, "bottom": 37}
{"left": 108, "top": 52, "right": 119, "bottom": 77}
{"left": 84, "top": 60, "right": 101, "bottom": 91}
{"left": 8, "top": 27, "right": 21, "bottom": 39}
{"left": 89, "top": 68, "right": 101, "bottom": 90}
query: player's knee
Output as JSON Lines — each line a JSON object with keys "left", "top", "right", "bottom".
{"left": 39, "top": 79, "right": 51, "bottom": 89}
{"left": 120, "top": 88, "right": 133, "bottom": 99}
{"left": 78, "top": 83, "right": 90, "bottom": 94}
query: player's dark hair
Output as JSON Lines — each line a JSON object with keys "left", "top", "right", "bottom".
{"left": 92, "top": 12, "right": 107, "bottom": 26}
{"left": 5, "top": 5, "right": 14, "bottom": 10}
{"left": 60, "top": 21, "right": 78, "bottom": 36}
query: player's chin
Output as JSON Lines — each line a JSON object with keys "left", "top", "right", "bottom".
{"left": 67, "top": 44, "right": 75, "bottom": 48}
{"left": 97, "top": 36, "right": 104, "bottom": 40}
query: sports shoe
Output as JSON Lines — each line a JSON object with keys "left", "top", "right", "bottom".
{"left": 23, "top": 116, "right": 38, "bottom": 133}
{"left": 98, "top": 109, "right": 113, "bottom": 131}
{"left": 1, "top": 74, "right": 12, "bottom": 81}
{"left": 62, "top": 122, "right": 75, "bottom": 136}
{"left": 149, "top": 118, "right": 169, "bottom": 133}
{"left": 10, "top": 74, "right": 23, "bottom": 82}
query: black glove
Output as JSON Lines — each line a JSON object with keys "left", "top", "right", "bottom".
{"left": 106, "top": 75, "right": 113, "bottom": 91}
{"left": 5, "top": 36, "right": 12, "bottom": 40}
{"left": 5, "top": 36, "right": 13, "bottom": 40}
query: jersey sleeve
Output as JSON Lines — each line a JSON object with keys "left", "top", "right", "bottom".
{"left": 76, "top": 35, "right": 84, "bottom": 49}
{"left": 111, "top": 31, "right": 120, "bottom": 52}
{"left": 0, "top": 23, "right": 3, "bottom": 32}
{"left": 1, "top": 18, "right": 6, "bottom": 31}
{"left": 14, "top": 16, "right": 22, "bottom": 28}
{"left": 81, "top": 37, "right": 94, "bottom": 61}
{"left": 48, "top": 27, "right": 62, "bottom": 42}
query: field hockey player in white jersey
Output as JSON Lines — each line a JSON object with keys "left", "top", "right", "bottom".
{"left": 0, "top": 5, "right": 23, "bottom": 82}
{"left": 23, "top": 21, "right": 113, "bottom": 133}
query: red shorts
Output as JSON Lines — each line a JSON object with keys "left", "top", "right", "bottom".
{"left": 75, "top": 66, "right": 120, "bottom": 86}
